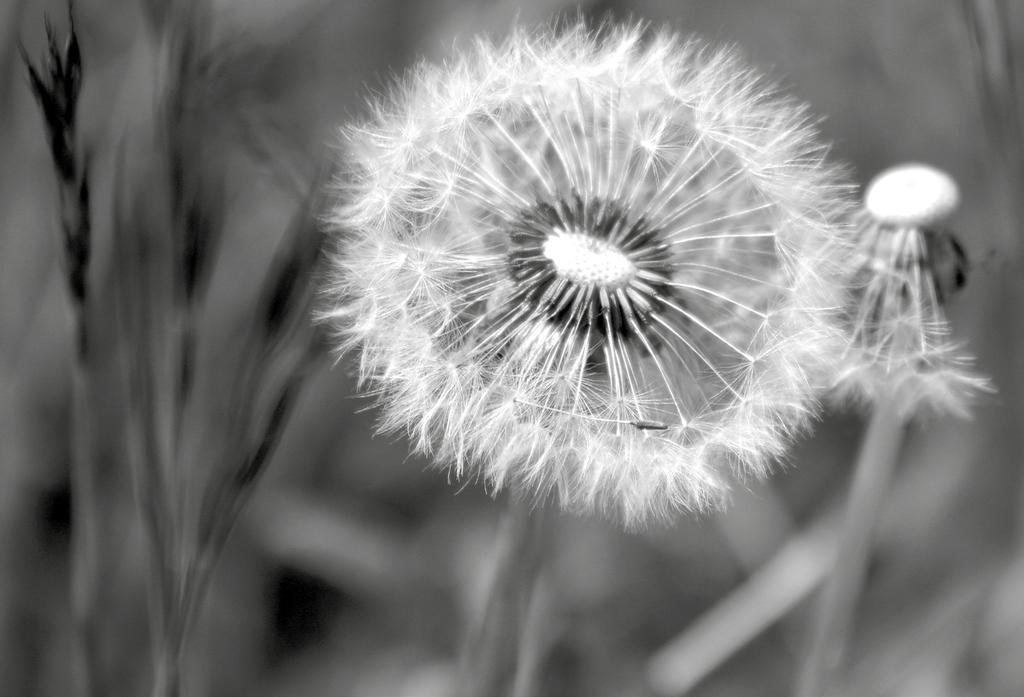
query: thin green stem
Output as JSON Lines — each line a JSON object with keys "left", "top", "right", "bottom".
{"left": 795, "top": 398, "right": 906, "bottom": 697}
{"left": 456, "top": 502, "right": 547, "bottom": 697}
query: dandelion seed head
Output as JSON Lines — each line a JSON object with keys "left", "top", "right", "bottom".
{"left": 833, "top": 163, "right": 990, "bottom": 419}
{"left": 326, "top": 21, "right": 853, "bottom": 526}
{"left": 864, "top": 163, "right": 960, "bottom": 228}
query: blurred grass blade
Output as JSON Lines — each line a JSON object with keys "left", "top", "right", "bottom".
{"left": 958, "top": 0, "right": 1024, "bottom": 256}
{"left": 648, "top": 514, "right": 837, "bottom": 697}
{"left": 456, "top": 503, "right": 546, "bottom": 697}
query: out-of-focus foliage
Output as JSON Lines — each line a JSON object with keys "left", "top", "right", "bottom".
{"left": 2, "top": 1, "right": 1023, "bottom": 696}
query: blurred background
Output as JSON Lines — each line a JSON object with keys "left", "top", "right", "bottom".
{"left": 2, "top": 1, "right": 1023, "bottom": 696}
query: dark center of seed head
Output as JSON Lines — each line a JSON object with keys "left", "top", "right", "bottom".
{"left": 505, "top": 195, "right": 674, "bottom": 342}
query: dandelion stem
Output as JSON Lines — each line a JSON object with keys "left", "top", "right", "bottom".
{"left": 457, "top": 502, "right": 546, "bottom": 697}
{"left": 648, "top": 512, "right": 837, "bottom": 697}
{"left": 795, "top": 398, "right": 905, "bottom": 697}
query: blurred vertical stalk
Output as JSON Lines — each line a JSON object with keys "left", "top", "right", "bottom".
{"left": 955, "top": 2, "right": 1024, "bottom": 690}
{"left": 108, "top": 1, "right": 328, "bottom": 691}
{"left": 69, "top": 363, "right": 104, "bottom": 697}
{"left": 21, "top": 7, "right": 105, "bottom": 697}
{"left": 957, "top": 0, "right": 1024, "bottom": 253}
{"left": 111, "top": 152, "right": 179, "bottom": 697}
{"left": 112, "top": 133, "right": 326, "bottom": 696}
{"left": 0, "top": 0, "right": 28, "bottom": 124}
{"left": 795, "top": 398, "right": 905, "bottom": 697}
{"left": 957, "top": 0, "right": 1024, "bottom": 540}
{"left": 457, "top": 503, "right": 547, "bottom": 697}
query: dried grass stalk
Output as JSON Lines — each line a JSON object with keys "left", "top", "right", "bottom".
{"left": 21, "top": 7, "right": 107, "bottom": 697}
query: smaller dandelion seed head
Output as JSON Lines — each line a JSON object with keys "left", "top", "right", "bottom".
{"left": 864, "top": 163, "right": 960, "bottom": 228}
{"left": 326, "top": 21, "right": 856, "bottom": 526}
{"left": 833, "top": 162, "right": 990, "bottom": 419}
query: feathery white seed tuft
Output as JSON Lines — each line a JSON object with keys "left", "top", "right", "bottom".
{"left": 325, "top": 21, "right": 855, "bottom": 526}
